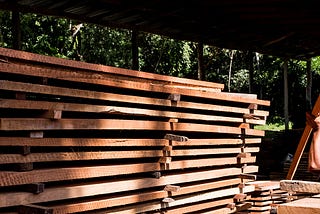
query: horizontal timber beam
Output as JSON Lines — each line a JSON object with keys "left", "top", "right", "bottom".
{"left": 0, "top": 118, "right": 265, "bottom": 136}
{"left": 0, "top": 137, "right": 261, "bottom": 147}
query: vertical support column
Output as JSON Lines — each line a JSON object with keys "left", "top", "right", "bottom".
{"left": 306, "top": 58, "right": 312, "bottom": 111}
{"left": 12, "top": 10, "right": 22, "bottom": 50}
{"left": 248, "top": 51, "right": 254, "bottom": 94}
{"left": 197, "top": 41, "right": 204, "bottom": 80}
{"left": 283, "top": 59, "right": 289, "bottom": 130}
{"left": 131, "top": 30, "right": 139, "bottom": 70}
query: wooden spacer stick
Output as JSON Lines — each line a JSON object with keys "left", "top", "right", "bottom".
{"left": 164, "top": 184, "right": 180, "bottom": 192}
{"left": 164, "top": 134, "right": 188, "bottom": 142}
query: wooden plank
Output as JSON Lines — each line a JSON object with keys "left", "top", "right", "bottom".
{"left": 248, "top": 180, "right": 280, "bottom": 191}
{"left": 0, "top": 99, "right": 266, "bottom": 125}
{"left": 48, "top": 178, "right": 240, "bottom": 213}
{"left": 0, "top": 64, "right": 269, "bottom": 104}
{"left": 0, "top": 150, "right": 164, "bottom": 164}
{"left": 280, "top": 180, "right": 320, "bottom": 193}
{"left": 0, "top": 168, "right": 243, "bottom": 207}
{"left": 0, "top": 161, "right": 242, "bottom": 186}
{"left": 0, "top": 137, "right": 261, "bottom": 147}
{"left": 170, "top": 178, "right": 241, "bottom": 197}
{"left": 164, "top": 186, "right": 255, "bottom": 208}
{"left": 0, "top": 152, "right": 257, "bottom": 165}
{"left": 171, "top": 147, "right": 259, "bottom": 156}
{"left": 286, "top": 95, "right": 320, "bottom": 179}
{"left": 18, "top": 204, "right": 53, "bottom": 214}
{"left": 165, "top": 198, "right": 234, "bottom": 214}
{"left": 0, "top": 83, "right": 269, "bottom": 117}
{"left": 0, "top": 118, "right": 265, "bottom": 136}
{"left": 0, "top": 47, "right": 225, "bottom": 90}
{"left": 0, "top": 137, "right": 168, "bottom": 147}
{"left": 278, "top": 194, "right": 320, "bottom": 214}
{"left": 198, "top": 207, "right": 235, "bottom": 214}
{"left": 169, "top": 157, "right": 256, "bottom": 170}
{"left": 0, "top": 159, "right": 251, "bottom": 186}
{"left": 98, "top": 201, "right": 162, "bottom": 214}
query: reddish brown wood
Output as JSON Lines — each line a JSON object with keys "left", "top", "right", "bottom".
{"left": 0, "top": 47, "right": 224, "bottom": 90}
{"left": 0, "top": 118, "right": 265, "bottom": 136}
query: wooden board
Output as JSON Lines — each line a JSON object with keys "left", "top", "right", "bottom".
{"left": 0, "top": 118, "right": 265, "bottom": 136}
{"left": 0, "top": 137, "right": 261, "bottom": 147}
{"left": 286, "top": 95, "right": 320, "bottom": 179}
{"left": 0, "top": 99, "right": 266, "bottom": 125}
{"left": 46, "top": 179, "right": 241, "bottom": 213}
{"left": 0, "top": 63, "right": 270, "bottom": 105}
{"left": 0, "top": 168, "right": 243, "bottom": 207}
{"left": 280, "top": 180, "right": 320, "bottom": 193}
{"left": 0, "top": 47, "right": 225, "bottom": 90}
{"left": 165, "top": 198, "right": 234, "bottom": 214}
{"left": 278, "top": 194, "right": 320, "bottom": 214}
{"left": 0, "top": 162, "right": 257, "bottom": 187}
{"left": 0, "top": 151, "right": 256, "bottom": 164}
{"left": 0, "top": 84, "right": 269, "bottom": 117}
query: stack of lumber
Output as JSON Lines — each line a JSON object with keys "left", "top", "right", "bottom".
{"left": 239, "top": 180, "right": 315, "bottom": 214}
{"left": 0, "top": 47, "right": 270, "bottom": 214}
{"left": 242, "top": 181, "right": 289, "bottom": 214}
{"left": 278, "top": 180, "right": 320, "bottom": 214}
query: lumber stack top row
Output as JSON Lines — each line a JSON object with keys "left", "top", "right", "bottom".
{"left": 0, "top": 47, "right": 270, "bottom": 214}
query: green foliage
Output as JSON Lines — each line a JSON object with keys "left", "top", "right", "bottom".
{"left": 21, "top": 14, "right": 72, "bottom": 57}
{"left": 0, "top": 10, "right": 12, "bottom": 47}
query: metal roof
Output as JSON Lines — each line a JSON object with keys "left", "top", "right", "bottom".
{"left": 1, "top": 0, "right": 320, "bottom": 59}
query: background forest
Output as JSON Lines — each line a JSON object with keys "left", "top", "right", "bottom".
{"left": 1, "top": 11, "right": 320, "bottom": 129}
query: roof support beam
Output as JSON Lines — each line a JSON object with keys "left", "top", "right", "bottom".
{"left": 197, "top": 41, "right": 204, "bottom": 81}
{"left": 12, "top": 9, "right": 21, "bottom": 50}
{"left": 131, "top": 30, "right": 139, "bottom": 70}
{"left": 306, "top": 58, "right": 312, "bottom": 111}
{"left": 283, "top": 59, "right": 289, "bottom": 130}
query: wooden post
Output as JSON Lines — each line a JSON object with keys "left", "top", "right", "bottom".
{"left": 286, "top": 95, "right": 320, "bottom": 179}
{"left": 283, "top": 59, "right": 289, "bottom": 130}
{"left": 12, "top": 10, "right": 22, "bottom": 50}
{"left": 306, "top": 58, "right": 312, "bottom": 111}
{"left": 197, "top": 41, "right": 204, "bottom": 80}
{"left": 131, "top": 30, "right": 139, "bottom": 70}
{"left": 248, "top": 52, "right": 254, "bottom": 94}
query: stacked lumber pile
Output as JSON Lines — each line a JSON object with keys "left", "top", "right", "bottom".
{"left": 0, "top": 47, "right": 270, "bottom": 214}
{"left": 242, "top": 181, "right": 289, "bottom": 214}
{"left": 278, "top": 180, "right": 320, "bottom": 214}
{"left": 239, "top": 180, "right": 314, "bottom": 214}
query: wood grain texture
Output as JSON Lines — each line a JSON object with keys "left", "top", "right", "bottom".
{"left": 0, "top": 99, "right": 266, "bottom": 125}
{"left": 48, "top": 179, "right": 240, "bottom": 213}
{"left": 280, "top": 180, "right": 320, "bottom": 193}
{"left": 278, "top": 194, "right": 320, "bottom": 214}
{"left": 0, "top": 118, "right": 265, "bottom": 136}
{"left": 0, "top": 137, "right": 261, "bottom": 147}
{"left": 160, "top": 198, "right": 234, "bottom": 214}
{"left": 0, "top": 160, "right": 254, "bottom": 186}
{"left": 0, "top": 85, "right": 269, "bottom": 117}
{"left": 0, "top": 168, "right": 243, "bottom": 207}
{"left": 0, "top": 63, "right": 270, "bottom": 105}
{"left": 0, "top": 47, "right": 224, "bottom": 90}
